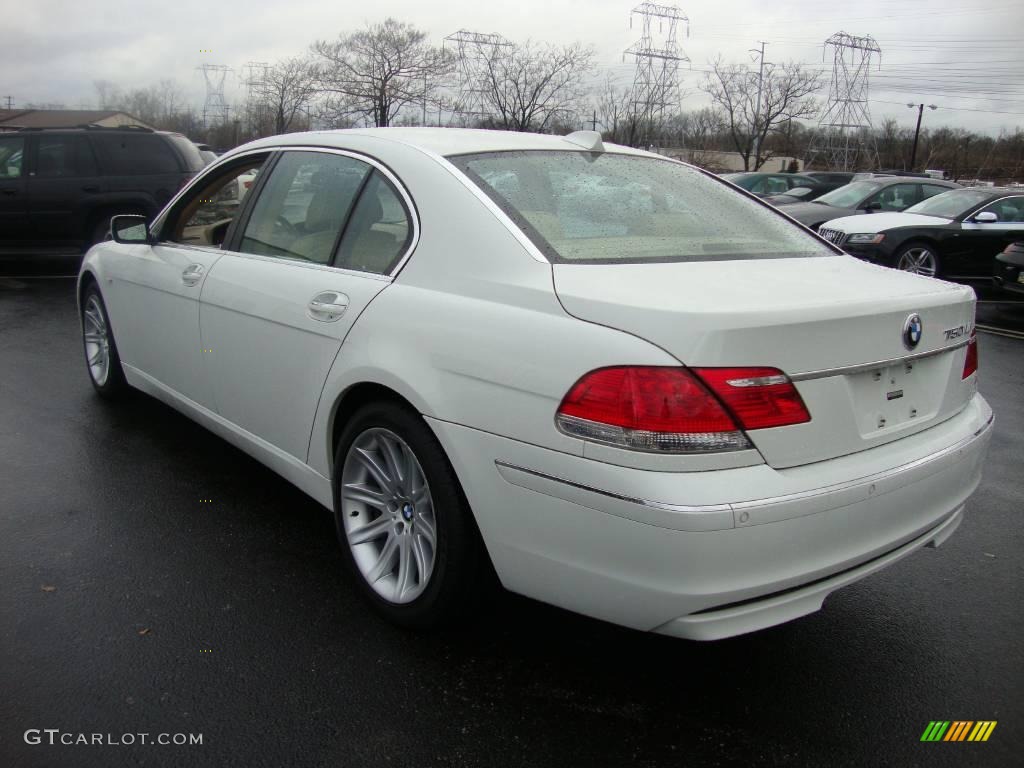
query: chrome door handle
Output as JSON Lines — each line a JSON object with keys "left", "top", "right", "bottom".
{"left": 307, "top": 291, "right": 349, "bottom": 322}
{"left": 182, "top": 264, "right": 205, "bottom": 286}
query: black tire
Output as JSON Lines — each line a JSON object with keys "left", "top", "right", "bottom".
{"left": 332, "top": 401, "right": 489, "bottom": 628}
{"left": 89, "top": 214, "right": 115, "bottom": 246}
{"left": 81, "top": 283, "right": 129, "bottom": 399}
{"left": 893, "top": 241, "right": 943, "bottom": 278}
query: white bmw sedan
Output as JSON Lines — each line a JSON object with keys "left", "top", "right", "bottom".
{"left": 78, "top": 128, "right": 992, "bottom": 640}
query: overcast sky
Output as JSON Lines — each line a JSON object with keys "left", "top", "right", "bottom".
{"left": 5, "top": 0, "right": 1023, "bottom": 134}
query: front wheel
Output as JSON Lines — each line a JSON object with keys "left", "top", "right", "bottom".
{"left": 333, "top": 402, "right": 489, "bottom": 627}
{"left": 81, "top": 284, "right": 129, "bottom": 399}
{"left": 895, "top": 243, "right": 942, "bottom": 278}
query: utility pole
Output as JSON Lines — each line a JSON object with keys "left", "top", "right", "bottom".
{"left": 907, "top": 102, "right": 936, "bottom": 171}
{"left": 591, "top": 110, "right": 597, "bottom": 131}
{"left": 4, "top": 95, "right": 12, "bottom": 110}
{"left": 750, "top": 41, "right": 767, "bottom": 170}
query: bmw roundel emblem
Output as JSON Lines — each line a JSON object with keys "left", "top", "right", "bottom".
{"left": 903, "top": 313, "right": 923, "bottom": 350}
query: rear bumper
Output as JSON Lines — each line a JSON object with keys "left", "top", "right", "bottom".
{"left": 428, "top": 394, "right": 992, "bottom": 640}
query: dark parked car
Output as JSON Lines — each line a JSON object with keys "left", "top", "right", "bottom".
{"left": 721, "top": 172, "right": 824, "bottom": 198}
{"left": 992, "top": 241, "right": 1024, "bottom": 296}
{"left": 761, "top": 171, "right": 855, "bottom": 206}
{"left": 783, "top": 177, "right": 960, "bottom": 230}
{"left": 0, "top": 126, "right": 205, "bottom": 253}
{"left": 817, "top": 187, "right": 1024, "bottom": 279}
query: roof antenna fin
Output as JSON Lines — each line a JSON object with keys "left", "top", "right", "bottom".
{"left": 564, "top": 130, "right": 604, "bottom": 152}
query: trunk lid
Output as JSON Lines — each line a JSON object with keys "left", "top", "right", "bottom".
{"left": 553, "top": 255, "right": 978, "bottom": 468}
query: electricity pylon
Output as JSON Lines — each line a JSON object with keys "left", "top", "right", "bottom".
{"left": 807, "top": 32, "right": 881, "bottom": 171}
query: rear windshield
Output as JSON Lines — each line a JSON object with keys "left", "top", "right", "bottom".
{"left": 166, "top": 134, "right": 207, "bottom": 172}
{"left": 449, "top": 151, "right": 828, "bottom": 264}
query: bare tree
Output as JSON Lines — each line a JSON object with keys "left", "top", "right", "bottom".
{"left": 701, "top": 57, "right": 820, "bottom": 170}
{"left": 93, "top": 80, "right": 123, "bottom": 110}
{"left": 312, "top": 18, "right": 452, "bottom": 127}
{"left": 92, "top": 79, "right": 185, "bottom": 129}
{"left": 250, "top": 57, "right": 318, "bottom": 135}
{"left": 594, "top": 74, "right": 641, "bottom": 145}
{"left": 473, "top": 40, "right": 594, "bottom": 132}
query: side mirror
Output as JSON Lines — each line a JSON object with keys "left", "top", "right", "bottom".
{"left": 111, "top": 215, "right": 152, "bottom": 244}
{"left": 972, "top": 211, "right": 998, "bottom": 224}
{"left": 864, "top": 201, "right": 882, "bottom": 212}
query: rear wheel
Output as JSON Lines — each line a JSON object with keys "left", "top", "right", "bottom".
{"left": 81, "top": 284, "right": 129, "bottom": 399}
{"left": 333, "top": 401, "right": 488, "bottom": 627}
{"left": 895, "top": 242, "right": 941, "bottom": 277}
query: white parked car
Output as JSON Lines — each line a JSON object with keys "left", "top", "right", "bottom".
{"left": 78, "top": 128, "right": 992, "bottom": 640}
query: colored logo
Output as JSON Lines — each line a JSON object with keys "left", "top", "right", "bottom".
{"left": 903, "top": 313, "right": 923, "bottom": 350}
{"left": 920, "top": 721, "right": 997, "bottom": 742}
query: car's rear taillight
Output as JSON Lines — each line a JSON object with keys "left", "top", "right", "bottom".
{"left": 962, "top": 329, "right": 978, "bottom": 379}
{"left": 691, "top": 368, "right": 812, "bottom": 430}
{"left": 555, "top": 366, "right": 810, "bottom": 453}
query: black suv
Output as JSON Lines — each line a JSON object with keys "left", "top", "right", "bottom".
{"left": 0, "top": 126, "right": 205, "bottom": 253}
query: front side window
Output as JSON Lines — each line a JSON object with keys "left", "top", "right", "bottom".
{"left": 450, "top": 151, "right": 827, "bottom": 264}
{"left": 239, "top": 151, "right": 371, "bottom": 265}
{"left": 0, "top": 136, "right": 25, "bottom": 179}
{"left": 163, "top": 157, "right": 268, "bottom": 247}
{"left": 977, "top": 196, "right": 1024, "bottom": 222}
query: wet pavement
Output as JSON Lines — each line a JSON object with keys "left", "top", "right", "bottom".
{"left": 1, "top": 265, "right": 1022, "bottom": 768}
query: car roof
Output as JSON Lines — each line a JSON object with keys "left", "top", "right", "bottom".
{"left": 231, "top": 127, "right": 652, "bottom": 159}
{"left": 872, "top": 176, "right": 958, "bottom": 186}
{"left": 11, "top": 125, "right": 180, "bottom": 137}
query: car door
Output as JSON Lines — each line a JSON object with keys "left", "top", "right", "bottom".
{"left": 955, "top": 195, "right": 1024, "bottom": 277}
{"left": 26, "top": 133, "right": 104, "bottom": 244}
{"left": 0, "top": 134, "right": 29, "bottom": 247}
{"left": 101, "top": 153, "right": 271, "bottom": 407}
{"left": 198, "top": 148, "right": 415, "bottom": 462}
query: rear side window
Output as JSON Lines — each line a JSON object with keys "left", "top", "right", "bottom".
{"left": 450, "top": 151, "right": 826, "bottom": 264}
{"left": 921, "top": 184, "right": 950, "bottom": 200}
{"left": 867, "top": 183, "right": 920, "bottom": 212}
{"left": 335, "top": 171, "right": 412, "bottom": 274}
{"left": 35, "top": 135, "right": 98, "bottom": 177}
{"left": 91, "top": 134, "right": 181, "bottom": 175}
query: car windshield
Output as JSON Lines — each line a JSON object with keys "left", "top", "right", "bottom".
{"left": 449, "top": 151, "right": 829, "bottom": 264}
{"left": 813, "top": 181, "right": 882, "bottom": 207}
{"left": 904, "top": 188, "right": 995, "bottom": 219}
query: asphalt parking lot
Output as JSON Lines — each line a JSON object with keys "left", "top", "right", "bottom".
{"left": 1, "top": 258, "right": 1022, "bottom": 768}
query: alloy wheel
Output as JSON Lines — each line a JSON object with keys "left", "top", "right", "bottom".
{"left": 897, "top": 247, "right": 938, "bottom": 277}
{"left": 340, "top": 428, "right": 436, "bottom": 604}
{"left": 83, "top": 295, "right": 111, "bottom": 386}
